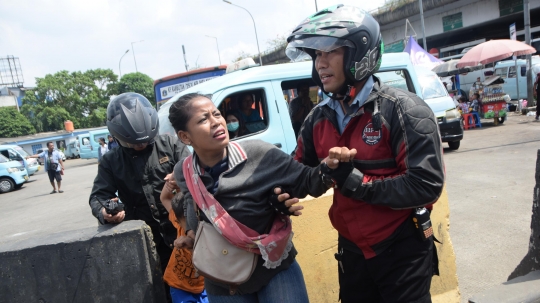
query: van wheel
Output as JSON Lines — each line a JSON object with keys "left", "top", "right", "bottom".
{"left": 448, "top": 141, "right": 460, "bottom": 150}
{"left": 0, "top": 178, "right": 14, "bottom": 193}
{"left": 499, "top": 116, "right": 506, "bottom": 124}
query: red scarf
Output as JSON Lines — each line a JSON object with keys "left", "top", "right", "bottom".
{"left": 183, "top": 152, "right": 293, "bottom": 269}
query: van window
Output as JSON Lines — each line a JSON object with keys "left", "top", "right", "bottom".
{"left": 14, "top": 146, "right": 30, "bottom": 158}
{"left": 376, "top": 70, "right": 414, "bottom": 93}
{"left": 82, "top": 137, "right": 90, "bottom": 145}
{"left": 0, "top": 154, "right": 8, "bottom": 163}
{"left": 509, "top": 66, "right": 517, "bottom": 78}
{"left": 521, "top": 66, "right": 527, "bottom": 77}
{"left": 495, "top": 67, "right": 508, "bottom": 78}
{"left": 417, "top": 74, "right": 448, "bottom": 99}
{"left": 1, "top": 149, "right": 22, "bottom": 161}
{"left": 217, "top": 89, "right": 269, "bottom": 140}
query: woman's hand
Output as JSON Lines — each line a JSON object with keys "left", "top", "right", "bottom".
{"left": 164, "top": 173, "right": 179, "bottom": 193}
{"left": 174, "top": 230, "right": 196, "bottom": 249}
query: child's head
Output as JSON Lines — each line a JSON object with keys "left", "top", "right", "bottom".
{"left": 171, "top": 191, "right": 185, "bottom": 222}
{"left": 473, "top": 93, "right": 480, "bottom": 100}
{"left": 458, "top": 96, "right": 465, "bottom": 103}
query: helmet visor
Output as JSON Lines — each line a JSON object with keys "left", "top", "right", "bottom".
{"left": 286, "top": 36, "right": 355, "bottom": 62}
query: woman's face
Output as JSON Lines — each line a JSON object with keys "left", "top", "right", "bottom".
{"left": 177, "top": 97, "right": 229, "bottom": 153}
{"left": 226, "top": 115, "right": 239, "bottom": 124}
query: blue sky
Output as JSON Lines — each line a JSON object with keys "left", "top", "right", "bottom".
{"left": 1, "top": 0, "right": 386, "bottom": 87}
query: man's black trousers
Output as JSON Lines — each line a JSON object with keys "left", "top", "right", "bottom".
{"left": 338, "top": 234, "right": 435, "bottom": 303}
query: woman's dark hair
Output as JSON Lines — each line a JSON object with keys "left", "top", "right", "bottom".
{"left": 169, "top": 93, "right": 212, "bottom": 132}
{"left": 99, "top": 137, "right": 105, "bottom": 143}
{"left": 171, "top": 191, "right": 185, "bottom": 220}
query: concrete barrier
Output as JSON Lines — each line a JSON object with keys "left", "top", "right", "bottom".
{"left": 292, "top": 188, "right": 460, "bottom": 303}
{"left": 0, "top": 220, "right": 166, "bottom": 303}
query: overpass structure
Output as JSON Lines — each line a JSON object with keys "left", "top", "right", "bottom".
{"left": 258, "top": 0, "right": 540, "bottom": 65}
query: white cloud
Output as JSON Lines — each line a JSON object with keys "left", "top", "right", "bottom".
{"left": 0, "top": 0, "right": 386, "bottom": 87}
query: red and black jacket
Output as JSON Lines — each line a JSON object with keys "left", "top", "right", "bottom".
{"left": 294, "top": 77, "right": 445, "bottom": 259}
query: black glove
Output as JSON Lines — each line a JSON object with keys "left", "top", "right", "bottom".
{"left": 268, "top": 186, "right": 296, "bottom": 216}
{"left": 320, "top": 161, "right": 355, "bottom": 189}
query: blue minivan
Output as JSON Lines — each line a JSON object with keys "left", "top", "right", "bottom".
{"left": 78, "top": 128, "right": 110, "bottom": 159}
{"left": 157, "top": 53, "right": 427, "bottom": 154}
{"left": 0, "top": 145, "right": 40, "bottom": 176}
{"left": 0, "top": 154, "right": 28, "bottom": 193}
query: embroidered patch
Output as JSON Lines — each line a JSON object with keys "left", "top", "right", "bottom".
{"left": 362, "top": 122, "right": 382, "bottom": 146}
{"left": 159, "top": 156, "right": 169, "bottom": 164}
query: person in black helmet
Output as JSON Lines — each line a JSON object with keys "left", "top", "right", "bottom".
{"left": 88, "top": 93, "right": 190, "bottom": 282}
{"left": 285, "top": 5, "right": 444, "bottom": 303}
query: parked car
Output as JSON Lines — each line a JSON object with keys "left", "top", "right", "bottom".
{"left": 35, "top": 149, "right": 66, "bottom": 165}
{"left": 0, "top": 145, "right": 40, "bottom": 176}
{"left": 157, "top": 53, "right": 428, "bottom": 155}
{"left": 414, "top": 66, "right": 463, "bottom": 150}
{"left": 0, "top": 154, "right": 28, "bottom": 193}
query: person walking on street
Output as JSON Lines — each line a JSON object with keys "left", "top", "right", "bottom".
{"left": 107, "top": 134, "right": 119, "bottom": 150}
{"left": 289, "top": 83, "right": 314, "bottom": 138}
{"left": 286, "top": 5, "right": 445, "bottom": 302}
{"left": 534, "top": 73, "right": 540, "bottom": 120}
{"left": 98, "top": 137, "right": 109, "bottom": 164}
{"left": 27, "top": 141, "right": 65, "bottom": 194}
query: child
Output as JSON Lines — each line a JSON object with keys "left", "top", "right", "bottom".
{"left": 470, "top": 93, "right": 480, "bottom": 113}
{"left": 161, "top": 175, "right": 207, "bottom": 303}
{"left": 458, "top": 96, "right": 469, "bottom": 114}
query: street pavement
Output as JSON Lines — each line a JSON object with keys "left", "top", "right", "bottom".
{"left": 1, "top": 113, "right": 539, "bottom": 302}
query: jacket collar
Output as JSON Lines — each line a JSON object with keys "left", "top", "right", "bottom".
{"left": 192, "top": 141, "right": 247, "bottom": 175}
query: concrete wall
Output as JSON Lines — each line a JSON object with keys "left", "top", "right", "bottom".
{"left": 0, "top": 221, "right": 166, "bottom": 303}
{"left": 293, "top": 188, "right": 460, "bottom": 303}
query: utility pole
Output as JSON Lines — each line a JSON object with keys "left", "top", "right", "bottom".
{"left": 182, "top": 45, "right": 189, "bottom": 72}
{"left": 418, "top": 0, "right": 427, "bottom": 50}
{"left": 524, "top": 0, "right": 534, "bottom": 108}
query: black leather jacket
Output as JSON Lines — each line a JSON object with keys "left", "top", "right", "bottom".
{"left": 89, "top": 134, "right": 190, "bottom": 247}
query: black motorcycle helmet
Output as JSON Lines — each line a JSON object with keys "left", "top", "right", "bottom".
{"left": 286, "top": 4, "right": 383, "bottom": 96}
{"left": 106, "top": 92, "right": 158, "bottom": 148}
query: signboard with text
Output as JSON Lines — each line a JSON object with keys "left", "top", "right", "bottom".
{"left": 443, "top": 13, "right": 463, "bottom": 32}
{"left": 499, "top": 0, "right": 523, "bottom": 17}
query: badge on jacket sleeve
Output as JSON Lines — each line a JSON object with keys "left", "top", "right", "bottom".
{"left": 362, "top": 122, "right": 382, "bottom": 146}
{"left": 159, "top": 156, "right": 169, "bottom": 164}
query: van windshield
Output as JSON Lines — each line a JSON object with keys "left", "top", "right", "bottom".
{"left": 418, "top": 74, "right": 447, "bottom": 99}
{"left": 14, "top": 146, "right": 30, "bottom": 157}
{"left": 0, "top": 154, "right": 8, "bottom": 163}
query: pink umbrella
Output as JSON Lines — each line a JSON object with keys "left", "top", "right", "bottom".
{"left": 456, "top": 39, "right": 536, "bottom": 68}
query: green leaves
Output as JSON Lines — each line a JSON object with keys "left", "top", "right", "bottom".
{"left": 20, "top": 69, "right": 152, "bottom": 132}
{"left": 0, "top": 107, "right": 36, "bottom": 137}
{"left": 115, "top": 72, "right": 155, "bottom": 104}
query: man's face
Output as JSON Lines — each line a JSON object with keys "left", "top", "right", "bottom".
{"left": 47, "top": 143, "right": 54, "bottom": 151}
{"left": 315, "top": 47, "right": 346, "bottom": 94}
{"left": 241, "top": 95, "right": 254, "bottom": 110}
{"left": 108, "top": 136, "right": 113, "bottom": 142}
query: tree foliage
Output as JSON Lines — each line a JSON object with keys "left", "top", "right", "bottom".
{"left": 21, "top": 69, "right": 119, "bottom": 132}
{"left": 232, "top": 50, "right": 252, "bottom": 63}
{"left": 114, "top": 72, "right": 155, "bottom": 104}
{"left": 0, "top": 107, "right": 36, "bottom": 137}
{"left": 266, "top": 34, "right": 287, "bottom": 50}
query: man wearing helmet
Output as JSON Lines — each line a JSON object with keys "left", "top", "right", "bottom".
{"left": 286, "top": 5, "right": 444, "bottom": 303}
{"left": 89, "top": 93, "right": 190, "bottom": 275}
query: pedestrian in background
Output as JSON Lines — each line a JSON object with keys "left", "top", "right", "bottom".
{"left": 289, "top": 83, "right": 314, "bottom": 138}
{"left": 534, "top": 73, "right": 540, "bottom": 121}
{"left": 27, "top": 141, "right": 65, "bottom": 194}
{"left": 98, "top": 137, "right": 108, "bottom": 164}
{"left": 107, "top": 134, "right": 119, "bottom": 150}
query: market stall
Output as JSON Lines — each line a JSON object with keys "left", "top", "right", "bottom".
{"left": 470, "top": 75, "right": 508, "bottom": 125}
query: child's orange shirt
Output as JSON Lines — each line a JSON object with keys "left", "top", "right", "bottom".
{"left": 163, "top": 211, "right": 205, "bottom": 293}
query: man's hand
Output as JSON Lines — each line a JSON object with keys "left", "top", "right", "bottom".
{"left": 174, "top": 231, "right": 195, "bottom": 249}
{"left": 320, "top": 147, "right": 358, "bottom": 188}
{"left": 101, "top": 198, "right": 125, "bottom": 224}
{"left": 270, "top": 187, "right": 303, "bottom": 216}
